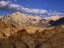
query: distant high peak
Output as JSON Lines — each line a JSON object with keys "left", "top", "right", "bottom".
{"left": 0, "top": 12, "right": 64, "bottom": 28}
{"left": 12, "top": 12, "right": 22, "bottom": 16}
{"left": 14, "top": 11, "right": 21, "bottom": 14}
{"left": 45, "top": 15, "right": 62, "bottom": 21}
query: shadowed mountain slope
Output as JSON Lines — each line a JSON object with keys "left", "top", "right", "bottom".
{"left": 49, "top": 17, "right": 64, "bottom": 26}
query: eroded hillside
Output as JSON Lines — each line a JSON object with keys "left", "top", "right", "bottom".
{"left": 0, "top": 22, "right": 64, "bottom": 48}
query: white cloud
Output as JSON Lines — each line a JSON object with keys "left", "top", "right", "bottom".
{"left": 48, "top": 10, "right": 64, "bottom": 16}
{"left": 0, "top": 1, "right": 48, "bottom": 15}
{"left": 40, "top": 9, "right": 48, "bottom": 14}
{"left": 0, "top": 1, "right": 9, "bottom": 8}
{"left": 50, "top": 10, "right": 52, "bottom": 12}
{"left": 54, "top": 10, "right": 56, "bottom": 13}
{"left": 0, "top": 1, "right": 64, "bottom": 17}
{"left": 45, "top": 4, "right": 46, "bottom": 6}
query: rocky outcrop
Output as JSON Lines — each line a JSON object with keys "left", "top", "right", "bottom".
{"left": 0, "top": 23, "right": 63, "bottom": 48}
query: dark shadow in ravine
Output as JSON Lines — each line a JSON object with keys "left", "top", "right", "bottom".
{"left": 49, "top": 17, "right": 64, "bottom": 26}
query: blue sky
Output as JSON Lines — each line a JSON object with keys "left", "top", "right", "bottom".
{"left": 0, "top": 0, "right": 64, "bottom": 17}
{"left": 17, "top": 0, "right": 64, "bottom": 12}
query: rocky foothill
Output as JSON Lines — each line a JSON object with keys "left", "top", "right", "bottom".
{"left": 0, "top": 22, "right": 63, "bottom": 48}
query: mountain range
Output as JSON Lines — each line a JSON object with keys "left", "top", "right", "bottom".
{"left": 0, "top": 12, "right": 64, "bottom": 28}
{"left": 0, "top": 12, "right": 64, "bottom": 48}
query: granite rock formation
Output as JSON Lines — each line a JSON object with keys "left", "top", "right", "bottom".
{"left": 0, "top": 12, "right": 60, "bottom": 28}
{"left": 0, "top": 22, "right": 63, "bottom": 48}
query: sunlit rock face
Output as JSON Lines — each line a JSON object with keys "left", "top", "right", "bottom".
{"left": 0, "top": 12, "right": 51, "bottom": 28}
{"left": 0, "top": 22, "right": 64, "bottom": 48}
{"left": 0, "top": 12, "right": 64, "bottom": 28}
{"left": 45, "top": 15, "right": 61, "bottom": 21}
